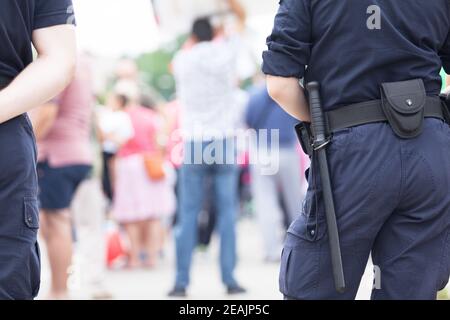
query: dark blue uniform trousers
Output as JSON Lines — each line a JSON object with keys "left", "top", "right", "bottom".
{"left": 281, "top": 119, "right": 450, "bottom": 300}
{"left": 0, "top": 114, "right": 40, "bottom": 300}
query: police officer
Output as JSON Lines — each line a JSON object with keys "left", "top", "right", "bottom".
{"left": 263, "top": 0, "right": 450, "bottom": 300}
{"left": 0, "top": 1, "right": 76, "bottom": 299}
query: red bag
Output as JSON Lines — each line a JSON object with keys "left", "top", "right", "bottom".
{"left": 106, "top": 228, "right": 127, "bottom": 268}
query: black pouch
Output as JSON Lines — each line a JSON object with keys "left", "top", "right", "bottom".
{"left": 380, "top": 79, "right": 426, "bottom": 139}
{"left": 295, "top": 122, "right": 313, "bottom": 157}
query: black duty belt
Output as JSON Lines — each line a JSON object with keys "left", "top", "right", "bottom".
{"left": 326, "top": 97, "right": 444, "bottom": 133}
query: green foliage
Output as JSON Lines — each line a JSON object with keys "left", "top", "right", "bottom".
{"left": 441, "top": 68, "right": 447, "bottom": 91}
{"left": 136, "top": 34, "right": 188, "bottom": 101}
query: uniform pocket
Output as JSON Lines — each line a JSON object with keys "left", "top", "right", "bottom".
{"left": 279, "top": 247, "right": 292, "bottom": 294}
{"left": 24, "top": 196, "right": 39, "bottom": 230}
{"left": 10, "top": 241, "right": 41, "bottom": 300}
{"left": 280, "top": 199, "right": 327, "bottom": 299}
{"left": 281, "top": 229, "right": 324, "bottom": 299}
{"left": 287, "top": 212, "right": 326, "bottom": 243}
{"left": 288, "top": 182, "right": 327, "bottom": 243}
{"left": 23, "top": 197, "right": 40, "bottom": 299}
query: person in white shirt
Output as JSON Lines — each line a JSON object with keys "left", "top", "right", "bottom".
{"left": 96, "top": 92, "right": 134, "bottom": 202}
{"left": 169, "top": 0, "right": 247, "bottom": 298}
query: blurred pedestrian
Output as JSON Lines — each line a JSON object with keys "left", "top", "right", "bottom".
{"left": 245, "top": 83, "right": 305, "bottom": 262}
{"left": 71, "top": 178, "right": 113, "bottom": 299}
{"left": 96, "top": 92, "right": 134, "bottom": 204}
{"left": 0, "top": 0, "right": 76, "bottom": 300}
{"left": 33, "top": 54, "right": 93, "bottom": 300}
{"left": 444, "top": 74, "right": 450, "bottom": 94}
{"left": 169, "top": 0, "right": 247, "bottom": 297}
{"left": 115, "top": 58, "right": 139, "bottom": 83}
{"left": 112, "top": 84, "right": 175, "bottom": 269}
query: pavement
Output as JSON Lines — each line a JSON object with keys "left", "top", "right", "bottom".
{"left": 36, "top": 179, "right": 448, "bottom": 300}
{"left": 37, "top": 218, "right": 377, "bottom": 300}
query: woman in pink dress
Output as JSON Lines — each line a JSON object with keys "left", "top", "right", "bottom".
{"left": 113, "top": 103, "right": 175, "bottom": 268}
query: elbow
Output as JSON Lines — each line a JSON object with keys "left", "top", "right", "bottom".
{"left": 266, "top": 75, "right": 287, "bottom": 103}
{"left": 61, "top": 55, "right": 77, "bottom": 88}
{"left": 51, "top": 44, "right": 77, "bottom": 90}
{"left": 44, "top": 48, "right": 77, "bottom": 90}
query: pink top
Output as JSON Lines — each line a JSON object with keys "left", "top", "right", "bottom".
{"left": 118, "top": 106, "right": 160, "bottom": 158}
{"left": 37, "top": 56, "right": 93, "bottom": 167}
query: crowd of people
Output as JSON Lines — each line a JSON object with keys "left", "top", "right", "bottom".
{"left": 28, "top": 0, "right": 308, "bottom": 300}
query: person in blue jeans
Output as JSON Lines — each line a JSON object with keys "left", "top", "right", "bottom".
{"left": 171, "top": 140, "right": 244, "bottom": 297}
{"left": 169, "top": 0, "right": 247, "bottom": 297}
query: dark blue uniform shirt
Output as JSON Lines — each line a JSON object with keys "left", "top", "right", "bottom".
{"left": 263, "top": 0, "right": 450, "bottom": 111}
{"left": 0, "top": 0, "right": 74, "bottom": 86}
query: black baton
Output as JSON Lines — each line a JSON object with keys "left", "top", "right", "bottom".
{"left": 306, "top": 82, "right": 346, "bottom": 293}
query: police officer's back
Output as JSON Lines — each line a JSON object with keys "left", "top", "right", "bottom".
{"left": 263, "top": 0, "right": 450, "bottom": 300}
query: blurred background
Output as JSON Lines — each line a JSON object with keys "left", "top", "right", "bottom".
{"left": 72, "top": 0, "right": 274, "bottom": 98}
{"left": 33, "top": 0, "right": 449, "bottom": 300}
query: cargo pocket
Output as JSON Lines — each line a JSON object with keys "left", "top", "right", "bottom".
{"left": 279, "top": 247, "right": 292, "bottom": 294}
{"left": 23, "top": 197, "right": 41, "bottom": 299}
{"left": 9, "top": 197, "right": 41, "bottom": 299}
{"left": 279, "top": 188, "right": 327, "bottom": 299}
{"left": 12, "top": 241, "right": 41, "bottom": 300}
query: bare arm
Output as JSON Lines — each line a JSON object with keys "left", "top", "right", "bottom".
{"left": 266, "top": 75, "right": 310, "bottom": 122}
{"left": 0, "top": 25, "right": 76, "bottom": 124}
{"left": 228, "top": 0, "right": 247, "bottom": 30}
